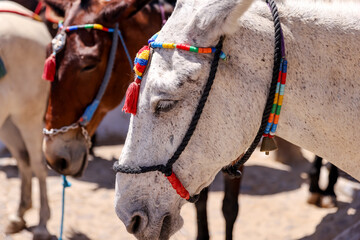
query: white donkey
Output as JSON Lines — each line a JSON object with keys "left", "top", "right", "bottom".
{"left": 115, "top": 0, "right": 360, "bottom": 239}
{"left": 0, "top": 1, "right": 51, "bottom": 239}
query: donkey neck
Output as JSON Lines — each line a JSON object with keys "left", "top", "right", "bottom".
{"left": 233, "top": 1, "right": 360, "bottom": 178}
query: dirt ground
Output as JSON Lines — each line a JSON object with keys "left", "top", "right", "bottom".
{"left": 0, "top": 144, "right": 359, "bottom": 240}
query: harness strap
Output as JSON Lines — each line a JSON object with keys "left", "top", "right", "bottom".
{"left": 34, "top": 1, "right": 43, "bottom": 15}
{"left": 43, "top": 23, "right": 134, "bottom": 145}
{"left": 79, "top": 23, "right": 119, "bottom": 126}
{"left": 222, "top": 0, "right": 285, "bottom": 176}
{"left": 0, "top": 9, "right": 41, "bottom": 21}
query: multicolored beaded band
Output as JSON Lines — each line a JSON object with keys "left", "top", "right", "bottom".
{"left": 43, "top": 21, "right": 134, "bottom": 82}
{"left": 263, "top": 57, "right": 288, "bottom": 138}
{"left": 148, "top": 32, "right": 227, "bottom": 60}
{"left": 122, "top": 32, "right": 228, "bottom": 115}
{"left": 58, "top": 22, "right": 115, "bottom": 33}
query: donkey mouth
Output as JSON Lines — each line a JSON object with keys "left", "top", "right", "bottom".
{"left": 72, "top": 153, "right": 88, "bottom": 178}
{"left": 45, "top": 152, "right": 88, "bottom": 177}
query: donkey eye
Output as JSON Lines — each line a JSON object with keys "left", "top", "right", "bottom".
{"left": 155, "top": 100, "right": 178, "bottom": 114}
{"left": 81, "top": 64, "right": 97, "bottom": 72}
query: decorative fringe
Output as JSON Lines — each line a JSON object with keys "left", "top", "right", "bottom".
{"left": 122, "top": 80, "right": 140, "bottom": 115}
{"left": 122, "top": 46, "right": 150, "bottom": 115}
{"left": 260, "top": 58, "right": 287, "bottom": 155}
{"left": 42, "top": 53, "right": 56, "bottom": 82}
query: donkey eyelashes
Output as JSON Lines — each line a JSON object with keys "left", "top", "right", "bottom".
{"left": 81, "top": 64, "right": 97, "bottom": 72}
{"left": 155, "top": 100, "right": 179, "bottom": 114}
{"left": 79, "top": 55, "right": 101, "bottom": 72}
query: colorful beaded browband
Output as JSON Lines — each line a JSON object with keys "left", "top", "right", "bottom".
{"left": 43, "top": 22, "right": 133, "bottom": 82}
{"left": 148, "top": 32, "right": 227, "bottom": 59}
{"left": 58, "top": 22, "right": 115, "bottom": 33}
{"left": 122, "top": 32, "right": 227, "bottom": 115}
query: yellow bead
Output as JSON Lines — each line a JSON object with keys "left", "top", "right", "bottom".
{"left": 162, "top": 43, "right": 175, "bottom": 49}
{"left": 93, "top": 24, "right": 103, "bottom": 30}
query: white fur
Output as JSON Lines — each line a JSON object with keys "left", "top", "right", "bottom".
{"left": 0, "top": 1, "right": 51, "bottom": 238}
{"left": 115, "top": 0, "right": 360, "bottom": 239}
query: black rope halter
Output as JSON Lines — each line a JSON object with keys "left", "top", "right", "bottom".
{"left": 222, "top": 0, "right": 283, "bottom": 176}
{"left": 114, "top": 0, "right": 285, "bottom": 202}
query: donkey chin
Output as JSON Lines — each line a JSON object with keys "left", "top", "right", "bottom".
{"left": 42, "top": 130, "right": 89, "bottom": 177}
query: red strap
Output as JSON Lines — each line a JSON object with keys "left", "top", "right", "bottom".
{"left": 0, "top": 9, "right": 41, "bottom": 21}
{"left": 166, "top": 172, "right": 190, "bottom": 200}
{"left": 34, "top": 1, "right": 43, "bottom": 15}
{"left": 0, "top": 10, "right": 32, "bottom": 18}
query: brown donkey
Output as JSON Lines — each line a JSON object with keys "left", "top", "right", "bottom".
{"left": 42, "top": 0, "right": 173, "bottom": 176}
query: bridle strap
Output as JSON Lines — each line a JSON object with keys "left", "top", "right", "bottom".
{"left": 222, "top": 0, "right": 283, "bottom": 176}
{"left": 0, "top": 9, "right": 42, "bottom": 21}
{"left": 43, "top": 23, "right": 133, "bottom": 149}
{"left": 79, "top": 23, "right": 119, "bottom": 126}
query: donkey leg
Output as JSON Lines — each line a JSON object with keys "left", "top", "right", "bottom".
{"left": 222, "top": 165, "right": 243, "bottom": 240}
{"left": 195, "top": 187, "right": 210, "bottom": 240}
{"left": 307, "top": 156, "right": 323, "bottom": 205}
{"left": 0, "top": 117, "right": 32, "bottom": 234}
{"left": 12, "top": 115, "right": 51, "bottom": 240}
{"left": 321, "top": 164, "right": 339, "bottom": 208}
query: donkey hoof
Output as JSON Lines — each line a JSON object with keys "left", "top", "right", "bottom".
{"left": 32, "top": 226, "right": 51, "bottom": 240}
{"left": 307, "top": 192, "right": 321, "bottom": 206}
{"left": 320, "top": 195, "right": 337, "bottom": 208}
{"left": 5, "top": 215, "right": 26, "bottom": 234}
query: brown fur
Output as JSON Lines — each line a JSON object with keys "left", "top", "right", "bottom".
{"left": 43, "top": 0, "right": 173, "bottom": 174}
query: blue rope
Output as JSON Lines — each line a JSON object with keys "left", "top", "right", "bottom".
{"left": 118, "top": 30, "right": 134, "bottom": 70}
{"left": 59, "top": 175, "right": 71, "bottom": 240}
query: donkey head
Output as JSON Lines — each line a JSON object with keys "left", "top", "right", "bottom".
{"left": 115, "top": 0, "right": 258, "bottom": 239}
{"left": 43, "top": 0, "right": 168, "bottom": 176}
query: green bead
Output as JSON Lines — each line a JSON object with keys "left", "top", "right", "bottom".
{"left": 270, "top": 103, "right": 277, "bottom": 114}
{"left": 275, "top": 105, "right": 282, "bottom": 115}
{"left": 189, "top": 46, "right": 198, "bottom": 52}
{"left": 84, "top": 24, "right": 93, "bottom": 29}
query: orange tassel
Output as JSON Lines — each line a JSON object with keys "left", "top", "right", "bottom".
{"left": 42, "top": 53, "right": 56, "bottom": 82}
{"left": 122, "top": 80, "right": 140, "bottom": 115}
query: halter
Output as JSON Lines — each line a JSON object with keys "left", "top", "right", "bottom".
{"left": 0, "top": 7, "right": 41, "bottom": 21}
{"left": 42, "top": 22, "right": 133, "bottom": 148}
{"left": 115, "top": 35, "right": 225, "bottom": 203}
{"left": 114, "top": 0, "right": 287, "bottom": 202}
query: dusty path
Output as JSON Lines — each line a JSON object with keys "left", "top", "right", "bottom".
{"left": 0, "top": 144, "right": 359, "bottom": 240}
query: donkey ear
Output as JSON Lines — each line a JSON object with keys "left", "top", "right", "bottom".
{"left": 194, "top": 0, "right": 255, "bottom": 36}
{"left": 43, "top": 0, "right": 70, "bottom": 17}
{"left": 100, "top": 0, "right": 152, "bottom": 23}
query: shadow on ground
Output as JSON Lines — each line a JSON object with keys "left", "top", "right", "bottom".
{"left": 0, "top": 154, "right": 117, "bottom": 189}
{"left": 68, "top": 230, "right": 91, "bottom": 240}
{"left": 299, "top": 190, "right": 360, "bottom": 240}
{"left": 77, "top": 155, "right": 117, "bottom": 189}
{"left": 210, "top": 161, "right": 310, "bottom": 195}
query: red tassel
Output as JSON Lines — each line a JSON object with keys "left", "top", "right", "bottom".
{"left": 42, "top": 54, "right": 56, "bottom": 82}
{"left": 122, "top": 80, "right": 140, "bottom": 115}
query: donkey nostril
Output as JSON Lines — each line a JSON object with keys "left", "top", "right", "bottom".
{"left": 58, "top": 158, "right": 68, "bottom": 171}
{"left": 126, "top": 211, "right": 148, "bottom": 234}
{"left": 127, "top": 215, "right": 141, "bottom": 234}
